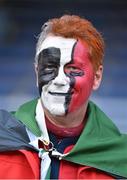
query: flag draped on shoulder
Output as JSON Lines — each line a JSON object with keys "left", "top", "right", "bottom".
{"left": 0, "top": 109, "right": 35, "bottom": 152}
{"left": 14, "top": 99, "right": 127, "bottom": 178}
{"left": 0, "top": 99, "right": 127, "bottom": 179}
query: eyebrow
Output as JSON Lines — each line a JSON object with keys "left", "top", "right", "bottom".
{"left": 67, "top": 60, "right": 85, "bottom": 67}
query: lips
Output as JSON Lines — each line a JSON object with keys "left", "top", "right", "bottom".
{"left": 49, "top": 91, "right": 73, "bottom": 96}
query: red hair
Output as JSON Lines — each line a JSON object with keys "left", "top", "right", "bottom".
{"left": 48, "top": 15, "right": 105, "bottom": 71}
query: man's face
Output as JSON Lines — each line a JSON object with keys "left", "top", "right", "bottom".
{"left": 36, "top": 36, "right": 94, "bottom": 115}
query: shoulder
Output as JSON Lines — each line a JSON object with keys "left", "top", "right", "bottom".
{"left": 14, "top": 98, "right": 38, "bottom": 115}
{"left": 0, "top": 109, "right": 18, "bottom": 126}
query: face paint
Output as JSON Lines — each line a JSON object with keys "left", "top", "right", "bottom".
{"left": 37, "top": 36, "right": 76, "bottom": 115}
{"left": 37, "top": 36, "right": 94, "bottom": 115}
{"left": 38, "top": 47, "right": 60, "bottom": 94}
{"left": 65, "top": 40, "right": 94, "bottom": 113}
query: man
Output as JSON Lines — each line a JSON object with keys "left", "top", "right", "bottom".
{"left": 0, "top": 15, "right": 127, "bottom": 179}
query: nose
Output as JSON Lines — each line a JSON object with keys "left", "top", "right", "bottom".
{"left": 52, "top": 66, "right": 69, "bottom": 86}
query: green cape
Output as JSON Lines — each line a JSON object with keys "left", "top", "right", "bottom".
{"left": 15, "top": 99, "right": 127, "bottom": 178}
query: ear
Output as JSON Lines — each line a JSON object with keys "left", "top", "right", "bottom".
{"left": 92, "top": 65, "right": 103, "bottom": 90}
{"left": 34, "top": 63, "right": 39, "bottom": 87}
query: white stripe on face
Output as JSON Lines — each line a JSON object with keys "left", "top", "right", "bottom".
{"left": 37, "top": 36, "right": 76, "bottom": 60}
{"left": 39, "top": 36, "right": 77, "bottom": 115}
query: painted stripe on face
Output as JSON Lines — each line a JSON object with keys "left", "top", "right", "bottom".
{"left": 64, "top": 42, "right": 77, "bottom": 114}
{"left": 37, "top": 36, "right": 77, "bottom": 115}
{"left": 67, "top": 40, "right": 94, "bottom": 113}
{"left": 38, "top": 47, "right": 61, "bottom": 95}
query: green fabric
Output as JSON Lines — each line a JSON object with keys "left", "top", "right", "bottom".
{"left": 15, "top": 99, "right": 41, "bottom": 137}
{"left": 14, "top": 99, "right": 127, "bottom": 178}
{"left": 46, "top": 166, "right": 51, "bottom": 179}
{"left": 64, "top": 102, "right": 127, "bottom": 178}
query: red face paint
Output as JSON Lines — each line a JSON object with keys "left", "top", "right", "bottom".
{"left": 65, "top": 40, "right": 94, "bottom": 113}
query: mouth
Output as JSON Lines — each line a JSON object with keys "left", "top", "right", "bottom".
{"left": 49, "top": 91, "right": 73, "bottom": 96}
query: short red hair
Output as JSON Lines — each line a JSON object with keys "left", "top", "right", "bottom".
{"left": 48, "top": 15, "right": 105, "bottom": 71}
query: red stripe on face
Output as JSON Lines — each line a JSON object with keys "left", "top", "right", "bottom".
{"left": 68, "top": 40, "right": 94, "bottom": 113}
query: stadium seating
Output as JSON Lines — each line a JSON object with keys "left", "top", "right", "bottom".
{"left": 0, "top": 0, "right": 126, "bottom": 132}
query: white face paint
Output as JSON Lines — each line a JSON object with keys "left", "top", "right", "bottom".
{"left": 39, "top": 36, "right": 76, "bottom": 115}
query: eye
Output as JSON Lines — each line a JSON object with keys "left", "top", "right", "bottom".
{"left": 65, "top": 66, "right": 79, "bottom": 71}
{"left": 44, "top": 64, "right": 57, "bottom": 71}
{"left": 65, "top": 65, "right": 81, "bottom": 73}
{"left": 64, "top": 64, "right": 84, "bottom": 76}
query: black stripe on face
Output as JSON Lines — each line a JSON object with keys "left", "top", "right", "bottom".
{"left": 37, "top": 47, "right": 60, "bottom": 95}
{"left": 64, "top": 75, "right": 75, "bottom": 114}
{"left": 64, "top": 42, "right": 77, "bottom": 114}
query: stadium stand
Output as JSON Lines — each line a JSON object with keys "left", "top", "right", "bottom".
{"left": 0, "top": 0, "right": 127, "bottom": 132}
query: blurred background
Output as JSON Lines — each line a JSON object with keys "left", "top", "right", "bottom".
{"left": 0, "top": 0, "right": 126, "bottom": 132}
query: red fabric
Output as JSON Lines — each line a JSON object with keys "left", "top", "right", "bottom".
{"left": 0, "top": 150, "right": 40, "bottom": 179}
{"left": 0, "top": 148, "right": 114, "bottom": 179}
{"left": 59, "top": 160, "right": 114, "bottom": 179}
{"left": 59, "top": 145, "right": 114, "bottom": 179}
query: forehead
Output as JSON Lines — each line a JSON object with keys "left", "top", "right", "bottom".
{"left": 37, "top": 36, "right": 90, "bottom": 67}
{"left": 37, "top": 36, "right": 77, "bottom": 54}
{"left": 37, "top": 36, "right": 77, "bottom": 65}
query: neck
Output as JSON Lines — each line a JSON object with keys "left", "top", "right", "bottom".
{"left": 43, "top": 102, "right": 88, "bottom": 128}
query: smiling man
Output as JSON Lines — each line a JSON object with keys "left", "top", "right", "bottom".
{"left": 37, "top": 36, "right": 96, "bottom": 116}
{"left": 0, "top": 15, "right": 127, "bottom": 179}
{"left": 36, "top": 36, "right": 100, "bottom": 128}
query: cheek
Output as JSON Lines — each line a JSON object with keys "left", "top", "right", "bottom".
{"left": 38, "top": 71, "right": 56, "bottom": 86}
{"left": 68, "top": 69, "right": 94, "bottom": 112}
{"left": 75, "top": 67, "right": 94, "bottom": 91}
{"left": 38, "top": 69, "right": 58, "bottom": 95}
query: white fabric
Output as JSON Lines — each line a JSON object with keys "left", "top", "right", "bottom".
{"left": 39, "top": 151, "right": 51, "bottom": 179}
{"left": 35, "top": 99, "right": 49, "bottom": 143}
{"left": 27, "top": 99, "right": 69, "bottom": 179}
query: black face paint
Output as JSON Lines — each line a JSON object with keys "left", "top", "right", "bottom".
{"left": 63, "top": 41, "right": 85, "bottom": 114}
{"left": 64, "top": 75, "right": 75, "bottom": 114}
{"left": 64, "top": 42, "right": 77, "bottom": 114}
{"left": 37, "top": 47, "right": 60, "bottom": 95}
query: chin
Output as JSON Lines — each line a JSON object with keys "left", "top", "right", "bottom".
{"left": 45, "top": 104, "right": 66, "bottom": 116}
